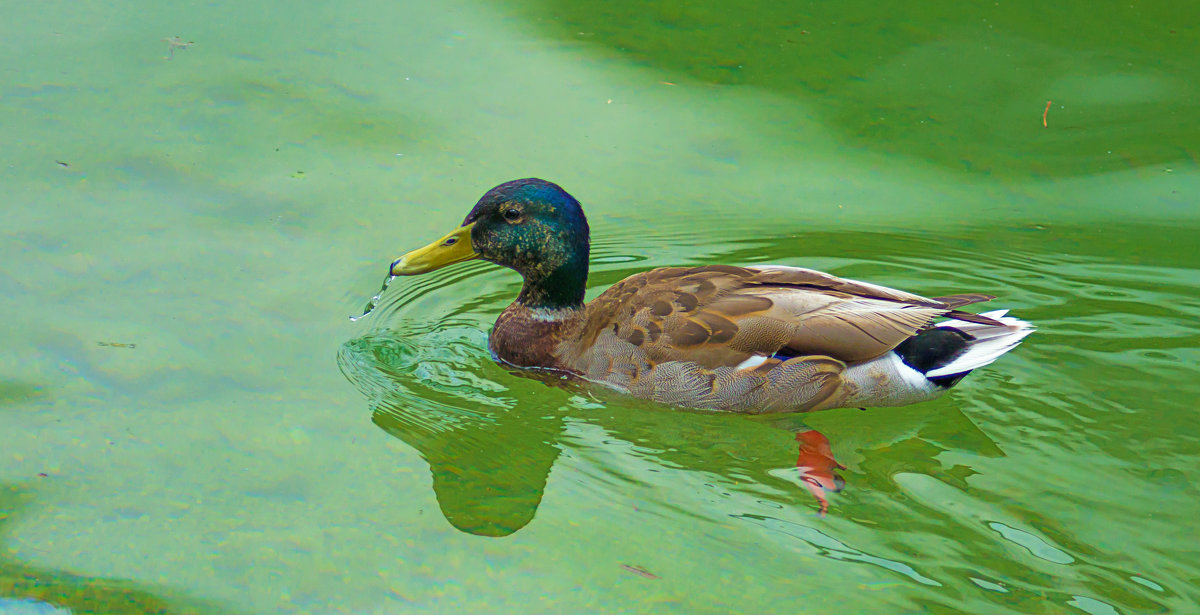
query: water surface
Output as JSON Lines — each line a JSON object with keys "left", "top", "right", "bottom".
{"left": 2, "top": 0, "right": 1198, "bottom": 613}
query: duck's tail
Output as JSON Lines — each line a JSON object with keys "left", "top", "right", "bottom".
{"left": 838, "top": 309, "right": 1033, "bottom": 409}
{"left": 919, "top": 309, "right": 1034, "bottom": 381}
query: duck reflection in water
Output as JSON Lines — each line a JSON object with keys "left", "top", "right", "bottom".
{"left": 339, "top": 325, "right": 1000, "bottom": 537}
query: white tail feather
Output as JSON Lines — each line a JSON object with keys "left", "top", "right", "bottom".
{"left": 925, "top": 310, "right": 1034, "bottom": 378}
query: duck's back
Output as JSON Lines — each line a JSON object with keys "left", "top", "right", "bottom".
{"left": 555, "top": 265, "right": 1026, "bottom": 413}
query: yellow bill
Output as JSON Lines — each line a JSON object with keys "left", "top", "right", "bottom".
{"left": 390, "top": 222, "right": 478, "bottom": 275}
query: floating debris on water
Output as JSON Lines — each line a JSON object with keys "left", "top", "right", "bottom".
{"left": 620, "top": 564, "right": 660, "bottom": 580}
{"left": 350, "top": 273, "right": 396, "bottom": 321}
{"left": 163, "top": 36, "right": 194, "bottom": 60}
{"left": 97, "top": 341, "right": 137, "bottom": 349}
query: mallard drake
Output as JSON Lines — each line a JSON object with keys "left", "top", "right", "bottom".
{"left": 389, "top": 178, "right": 1032, "bottom": 413}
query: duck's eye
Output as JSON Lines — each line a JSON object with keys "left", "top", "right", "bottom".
{"left": 503, "top": 208, "right": 522, "bottom": 222}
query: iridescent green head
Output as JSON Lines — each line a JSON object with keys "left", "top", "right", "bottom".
{"left": 391, "top": 178, "right": 591, "bottom": 309}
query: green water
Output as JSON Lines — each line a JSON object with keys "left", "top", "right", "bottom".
{"left": 3, "top": 0, "right": 1198, "bottom": 612}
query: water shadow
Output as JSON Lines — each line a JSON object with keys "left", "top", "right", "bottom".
{"left": 0, "top": 484, "right": 230, "bottom": 614}
{"left": 338, "top": 320, "right": 1003, "bottom": 537}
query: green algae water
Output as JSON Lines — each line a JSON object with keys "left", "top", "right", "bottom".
{"left": 3, "top": 0, "right": 1198, "bottom": 612}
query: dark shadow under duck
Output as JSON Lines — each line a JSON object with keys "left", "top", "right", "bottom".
{"left": 388, "top": 178, "right": 1032, "bottom": 413}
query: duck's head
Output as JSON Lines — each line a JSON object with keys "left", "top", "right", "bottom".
{"left": 390, "top": 178, "right": 591, "bottom": 309}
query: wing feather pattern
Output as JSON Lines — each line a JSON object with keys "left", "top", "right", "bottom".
{"left": 559, "top": 265, "right": 996, "bottom": 412}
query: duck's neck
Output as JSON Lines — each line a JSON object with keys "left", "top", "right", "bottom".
{"left": 514, "top": 252, "right": 588, "bottom": 311}
{"left": 490, "top": 259, "right": 588, "bottom": 370}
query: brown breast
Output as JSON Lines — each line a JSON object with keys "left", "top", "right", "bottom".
{"left": 489, "top": 304, "right": 583, "bottom": 371}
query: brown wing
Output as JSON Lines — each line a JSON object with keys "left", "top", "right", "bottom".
{"left": 563, "top": 265, "right": 981, "bottom": 371}
{"left": 932, "top": 293, "right": 996, "bottom": 308}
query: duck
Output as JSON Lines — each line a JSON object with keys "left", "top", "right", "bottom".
{"left": 388, "top": 178, "right": 1032, "bottom": 413}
